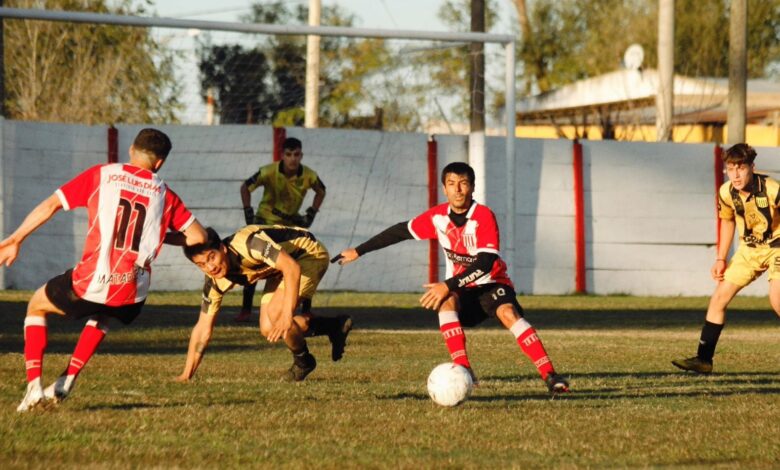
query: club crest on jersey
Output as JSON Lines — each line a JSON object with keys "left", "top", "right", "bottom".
{"left": 463, "top": 222, "right": 478, "bottom": 251}
{"left": 756, "top": 196, "right": 769, "bottom": 208}
{"left": 463, "top": 233, "right": 477, "bottom": 250}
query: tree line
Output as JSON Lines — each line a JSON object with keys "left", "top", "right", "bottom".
{"left": 4, "top": 0, "right": 780, "bottom": 130}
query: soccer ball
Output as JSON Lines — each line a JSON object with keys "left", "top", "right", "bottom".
{"left": 427, "top": 362, "right": 474, "bottom": 407}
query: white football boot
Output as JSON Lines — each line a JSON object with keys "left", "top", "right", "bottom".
{"left": 43, "top": 374, "right": 76, "bottom": 404}
{"left": 17, "top": 378, "right": 45, "bottom": 412}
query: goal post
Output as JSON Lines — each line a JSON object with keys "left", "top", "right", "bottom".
{"left": 0, "top": 6, "right": 518, "bottom": 282}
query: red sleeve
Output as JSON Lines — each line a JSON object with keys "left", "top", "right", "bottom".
{"left": 166, "top": 187, "right": 195, "bottom": 232}
{"left": 408, "top": 206, "right": 438, "bottom": 240}
{"left": 475, "top": 207, "right": 500, "bottom": 252}
{"left": 56, "top": 164, "right": 102, "bottom": 211}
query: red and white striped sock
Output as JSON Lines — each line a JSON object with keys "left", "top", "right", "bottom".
{"left": 23, "top": 316, "right": 48, "bottom": 383}
{"left": 66, "top": 318, "right": 109, "bottom": 377}
{"left": 439, "top": 311, "right": 471, "bottom": 369}
{"left": 511, "top": 318, "right": 555, "bottom": 380}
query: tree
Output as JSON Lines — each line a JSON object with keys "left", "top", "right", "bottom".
{"left": 407, "top": 0, "right": 500, "bottom": 127}
{"left": 198, "top": 43, "right": 274, "bottom": 124}
{"left": 198, "top": 2, "right": 397, "bottom": 129}
{"left": 4, "top": 0, "right": 180, "bottom": 124}
{"left": 513, "top": 0, "right": 780, "bottom": 96}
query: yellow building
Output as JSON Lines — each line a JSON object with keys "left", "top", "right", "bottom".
{"left": 516, "top": 69, "right": 780, "bottom": 146}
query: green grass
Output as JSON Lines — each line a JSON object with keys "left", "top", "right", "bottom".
{"left": 0, "top": 291, "right": 778, "bottom": 468}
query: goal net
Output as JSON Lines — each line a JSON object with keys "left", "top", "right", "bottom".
{"left": 0, "top": 4, "right": 514, "bottom": 295}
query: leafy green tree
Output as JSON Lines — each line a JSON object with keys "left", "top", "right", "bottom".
{"left": 515, "top": 0, "right": 780, "bottom": 96}
{"left": 198, "top": 2, "right": 397, "bottom": 129}
{"left": 406, "top": 0, "right": 501, "bottom": 127}
{"left": 198, "top": 43, "right": 274, "bottom": 124}
{"left": 4, "top": 0, "right": 180, "bottom": 124}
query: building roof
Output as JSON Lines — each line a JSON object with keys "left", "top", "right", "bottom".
{"left": 516, "top": 69, "right": 780, "bottom": 125}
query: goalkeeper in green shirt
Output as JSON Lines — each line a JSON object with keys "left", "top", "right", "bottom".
{"left": 237, "top": 137, "right": 326, "bottom": 322}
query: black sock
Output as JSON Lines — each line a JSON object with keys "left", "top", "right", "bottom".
{"left": 696, "top": 321, "right": 723, "bottom": 362}
{"left": 292, "top": 344, "right": 312, "bottom": 366}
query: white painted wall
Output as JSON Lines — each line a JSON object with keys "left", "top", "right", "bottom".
{"left": 2, "top": 120, "right": 777, "bottom": 297}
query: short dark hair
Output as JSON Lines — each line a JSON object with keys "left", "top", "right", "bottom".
{"left": 283, "top": 137, "right": 302, "bottom": 152}
{"left": 723, "top": 143, "right": 757, "bottom": 165}
{"left": 441, "top": 162, "right": 475, "bottom": 186}
{"left": 183, "top": 227, "right": 222, "bottom": 261}
{"left": 133, "top": 128, "right": 172, "bottom": 159}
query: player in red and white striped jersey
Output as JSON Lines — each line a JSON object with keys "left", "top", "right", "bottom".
{"left": 334, "top": 162, "right": 569, "bottom": 394}
{"left": 0, "top": 128, "right": 207, "bottom": 412}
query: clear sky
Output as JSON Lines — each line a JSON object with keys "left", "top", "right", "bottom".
{"left": 145, "top": 0, "right": 515, "bottom": 34}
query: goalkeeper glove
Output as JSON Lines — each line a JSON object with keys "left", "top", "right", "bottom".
{"left": 300, "top": 206, "right": 318, "bottom": 228}
{"left": 243, "top": 207, "right": 255, "bottom": 225}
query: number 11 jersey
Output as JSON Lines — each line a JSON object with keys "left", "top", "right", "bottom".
{"left": 56, "top": 163, "right": 195, "bottom": 306}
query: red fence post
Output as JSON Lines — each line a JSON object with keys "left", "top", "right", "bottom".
{"left": 273, "top": 127, "right": 286, "bottom": 162}
{"left": 107, "top": 126, "right": 118, "bottom": 163}
{"left": 427, "top": 137, "right": 439, "bottom": 284}
{"left": 714, "top": 145, "right": 724, "bottom": 248}
{"left": 572, "top": 139, "right": 586, "bottom": 293}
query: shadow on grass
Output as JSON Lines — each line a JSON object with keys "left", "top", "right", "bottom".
{"left": 379, "top": 381, "right": 780, "bottom": 404}
{"left": 1, "top": 301, "right": 777, "bottom": 354}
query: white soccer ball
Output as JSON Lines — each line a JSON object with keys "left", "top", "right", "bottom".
{"left": 427, "top": 362, "right": 474, "bottom": 407}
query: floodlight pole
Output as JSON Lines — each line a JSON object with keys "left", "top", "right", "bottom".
{"left": 0, "top": 6, "right": 519, "bottom": 282}
{"left": 305, "top": 0, "right": 321, "bottom": 128}
{"left": 504, "top": 41, "right": 516, "bottom": 280}
{"left": 727, "top": 0, "right": 747, "bottom": 144}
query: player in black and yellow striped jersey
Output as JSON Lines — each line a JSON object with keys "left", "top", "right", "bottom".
{"left": 673, "top": 143, "right": 780, "bottom": 374}
{"left": 236, "top": 137, "right": 326, "bottom": 322}
{"left": 176, "top": 226, "right": 350, "bottom": 382}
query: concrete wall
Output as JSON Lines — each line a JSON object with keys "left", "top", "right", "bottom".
{"left": 2, "top": 119, "right": 778, "bottom": 296}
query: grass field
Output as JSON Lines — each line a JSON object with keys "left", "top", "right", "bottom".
{"left": 1, "top": 291, "right": 778, "bottom": 468}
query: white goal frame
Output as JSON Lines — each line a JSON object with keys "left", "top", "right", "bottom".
{"left": 0, "top": 6, "right": 519, "bottom": 279}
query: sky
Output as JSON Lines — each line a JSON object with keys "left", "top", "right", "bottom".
{"left": 145, "top": 0, "right": 516, "bottom": 34}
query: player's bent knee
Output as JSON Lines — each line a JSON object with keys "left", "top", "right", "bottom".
{"left": 495, "top": 303, "right": 520, "bottom": 327}
{"left": 26, "top": 285, "right": 59, "bottom": 317}
{"left": 439, "top": 295, "right": 459, "bottom": 311}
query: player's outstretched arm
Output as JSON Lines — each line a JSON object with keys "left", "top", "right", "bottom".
{"left": 0, "top": 193, "right": 62, "bottom": 267}
{"left": 163, "top": 220, "right": 207, "bottom": 246}
{"left": 331, "top": 248, "right": 359, "bottom": 265}
{"left": 331, "top": 222, "right": 415, "bottom": 265}
{"left": 176, "top": 311, "right": 218, "bottom": 382}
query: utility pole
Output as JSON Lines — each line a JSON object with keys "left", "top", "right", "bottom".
{"left": 469, "top": 0, "right": 487, "bottom": 203}
{"left": 656, "top": 0, "right": 674, "bottom": 142}
{"left": 304, "top": 0, "right": 321, "bottom": 128}
{"left": 727, "top": 0, "right": 747, "bottom": 145}
{"left": 0, "top": 0, "right": 4, "bottom": 117}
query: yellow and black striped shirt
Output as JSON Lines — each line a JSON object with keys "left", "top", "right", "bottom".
{"left": 718, "top": 173, "right": 780, "bottom": 246}
{"left": 199, "top": 225, "right": 323, "bottom": 316}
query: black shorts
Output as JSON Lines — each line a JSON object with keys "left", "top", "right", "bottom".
{"left": 45, "top": 269, "right": 145, "bottom": 325}
{"left": 455, "top": 283, "right": 523, "bottom": 327}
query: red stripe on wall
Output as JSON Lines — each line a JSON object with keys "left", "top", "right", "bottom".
{"left": 273, "top": 127, "right": 286, "bottom": 162}
{"left": 714, "top": 145, "right": 724, "bottom": 248}
{"left": 573, "top": 140, "right": 586, "bottom": 294}
{"left": 107, "top": 126, "right": 118, "bottom": 163}
{"left": 427, "top": 137, "right": 439, "bottom": 284}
